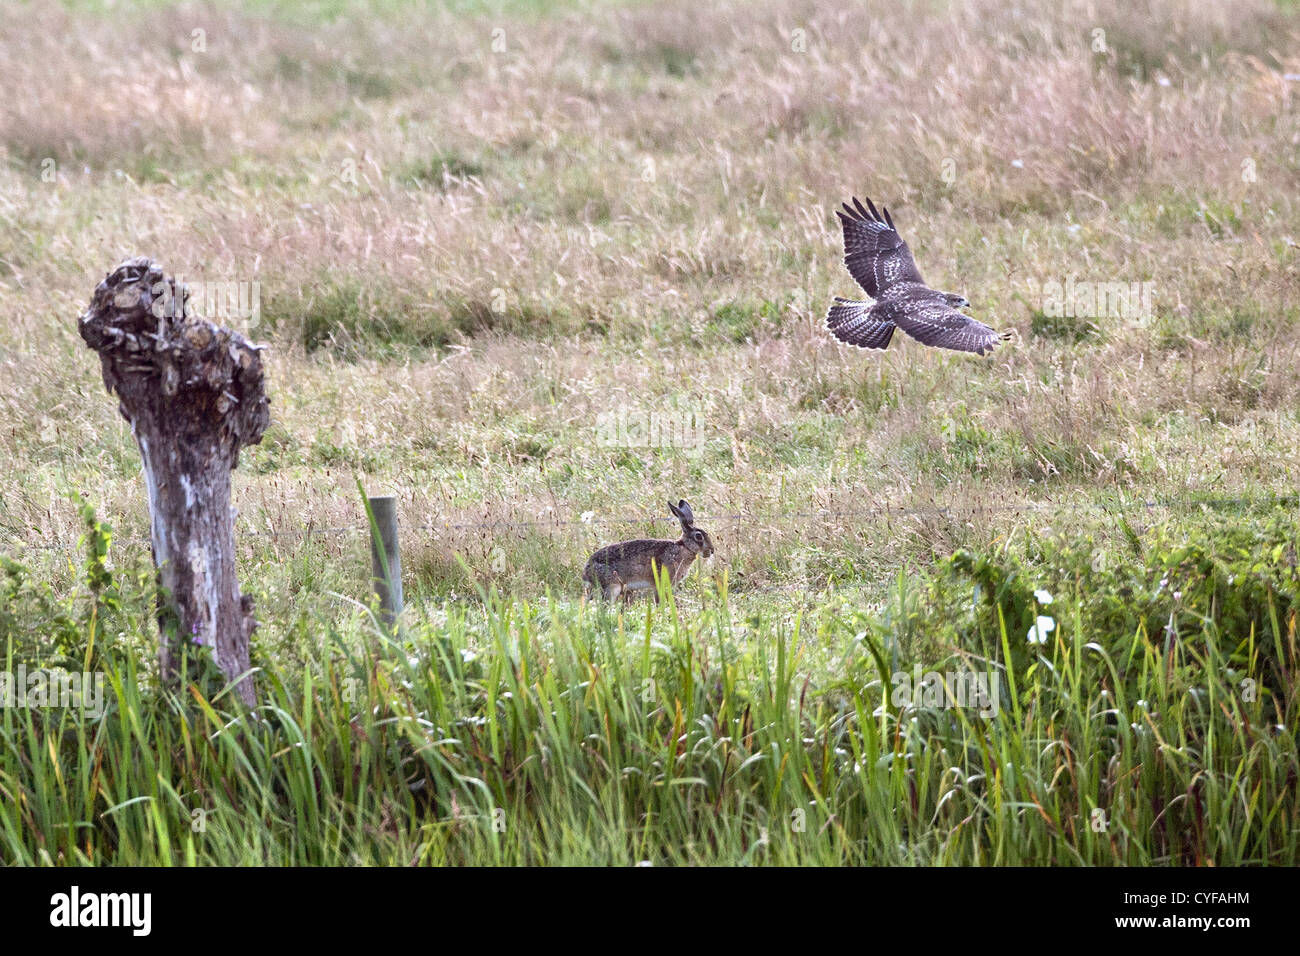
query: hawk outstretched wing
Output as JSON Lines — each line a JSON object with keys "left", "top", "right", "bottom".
{"left": 837, "top": 196, "right": 924, "bottom": 297}
{"left": 891, "top": 301, "right": 1006, "bottom": 355}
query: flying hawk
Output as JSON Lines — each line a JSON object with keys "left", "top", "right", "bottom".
{"left": 825, "top": 196, "right": 1010, "bottom": 355}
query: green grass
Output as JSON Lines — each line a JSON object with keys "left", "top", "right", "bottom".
{"left": 2, "top": 501, "right": 1296, "bottom": 865}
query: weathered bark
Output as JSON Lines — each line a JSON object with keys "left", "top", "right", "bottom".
{"left": 79, "top": 257, "right": 269, "bottom": 706}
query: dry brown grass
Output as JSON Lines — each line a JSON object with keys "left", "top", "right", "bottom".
{"left": 2, "top": 0, "right": 1298, "bottom": 615}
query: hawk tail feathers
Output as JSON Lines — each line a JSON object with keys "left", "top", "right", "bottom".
{"left": 825, "top": 298, "right": 896, "bottom": 351}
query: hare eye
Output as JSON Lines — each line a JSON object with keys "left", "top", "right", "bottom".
{"left": 694, "top": 531, "right": 703, "bottom": 542}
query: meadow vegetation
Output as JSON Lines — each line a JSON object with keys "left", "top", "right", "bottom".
{"left": 0, "top": 0, "right": 1297, "bottom": 864}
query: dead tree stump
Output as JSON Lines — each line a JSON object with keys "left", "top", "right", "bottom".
{"left": 79, "top": 257, "right": 270, "bottom": 706}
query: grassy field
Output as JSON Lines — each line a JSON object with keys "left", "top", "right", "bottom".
{"left": 1, "top": 0, "right": 1298, "bottom": 865}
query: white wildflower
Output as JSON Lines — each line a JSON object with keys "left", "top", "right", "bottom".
{"left": 1027, "top": 615, "right": 1056, "bottom": 645}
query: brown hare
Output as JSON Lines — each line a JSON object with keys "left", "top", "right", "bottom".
{"left": 583, "top": 499, "right": 715, "bottom": 603}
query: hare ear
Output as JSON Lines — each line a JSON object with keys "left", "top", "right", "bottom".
{"left": 667, "top": 500, "right": 681, "bottom": 519}
{"left": 676, "top": 500, "right": 695, "bottom": 524}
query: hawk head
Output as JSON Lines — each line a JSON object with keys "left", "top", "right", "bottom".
{"left": 943, "top": 293, "right": 971, "bottom": 309}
